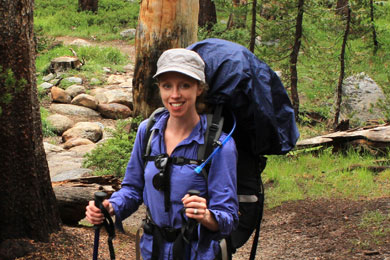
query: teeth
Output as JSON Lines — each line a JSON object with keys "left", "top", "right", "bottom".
{"left": 171, "top": 103, "right": 183, "bottom": 107}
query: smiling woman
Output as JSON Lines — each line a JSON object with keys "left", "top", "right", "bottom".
{"left": 86, "top": 48, "right": 239, "bottom": 260}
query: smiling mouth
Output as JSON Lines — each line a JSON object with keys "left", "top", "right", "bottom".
{"left": 171, "top": 102, "right": 184, "bottom": 107}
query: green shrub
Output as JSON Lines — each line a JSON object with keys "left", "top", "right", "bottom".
{"left": 83, "top": 116, "right": 143, "bottom": 177}
{"left": 40, "top": 107, "right": 56, "bottom": 137}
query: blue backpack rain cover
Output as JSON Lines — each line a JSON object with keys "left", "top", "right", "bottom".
{"left": 187, "top": 38, "right": 299, "bottom": 156}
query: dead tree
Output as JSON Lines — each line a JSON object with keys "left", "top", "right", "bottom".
{"left": 369, "top": 0, "right": 379, "bottom": 54}
{"left": 0, "top": 0, "right": 61, "bottom": 245}
{"left": 334, "top": 6, "right": 351, "bottom": 128}
{"left": 249, "top": 0, "right": 257, "bottom": 52}
{"left": 133, "top": 0, "right": 199, "bottom": 118}
{"left": 290, "top": 0, "right": 305, "bottom": 121}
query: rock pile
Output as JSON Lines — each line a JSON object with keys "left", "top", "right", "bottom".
{"left": 41, "top": 57, "right": 135, "bottom": 180}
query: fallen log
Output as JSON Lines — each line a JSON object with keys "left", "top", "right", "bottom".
{"left": 53, "top": 175, "right": 121, "bottom": 225}
{"left": 296, "top": 124, "right": 390, "bottom": 154}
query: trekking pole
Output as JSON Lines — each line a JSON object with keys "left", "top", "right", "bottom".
{"left": 93, "top": 191, "right": 107, "bottom": 260}
{"left": 187, "top": 190, "right": 200, "bottom": 236}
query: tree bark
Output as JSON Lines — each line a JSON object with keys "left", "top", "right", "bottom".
{"left": 336, "top": 0, "right": 349, "bottom": 16}
{"left": 133, "top": 0, "right": 199, "bottom": 118}
{"left": 334, "top": 6, "right": 351, "bottom": 128}
{"left": 0, "top": 0, "right": 61, "bottom": 243}
{"left": 369, "top": 0, "right": 379, "bottom": 54}
{"left": 249, "top": 0, "right": 257, "bottom": 52}
{"left": 290, "top": 0, "right": 304, "bottom": 121}
{"left": 199, "top": 0, "right": 217, "bottom": 30}
{"left": 78, "top": 0, "right": 98, "bottom": 13}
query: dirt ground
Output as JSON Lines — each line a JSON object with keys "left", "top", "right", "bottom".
{"left": 14, "top": 197, "right": 390, "bottom": 260}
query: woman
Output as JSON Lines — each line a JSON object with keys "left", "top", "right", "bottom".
{"left": 86, "top": 48, "right": 238, "bottom": 260}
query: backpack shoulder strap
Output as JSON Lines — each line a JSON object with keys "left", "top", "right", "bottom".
{"left": 143, "top": 107, "right": 166, "bottom": 164}
{"left": 197, "top": 105, "right": 224, "bottom": 178}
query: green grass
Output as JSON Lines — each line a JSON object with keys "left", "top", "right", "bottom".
{"left": 34, "top": 0, "right": 139, "bottom": 41}
{"left": 263, "top": 148, "right": 390, "bottom": 208}
{"left": 40, "top": 107, "right": 56, "bottom": 137}
{"left": 36, "top": 44, "right": 128, "bottom": 88}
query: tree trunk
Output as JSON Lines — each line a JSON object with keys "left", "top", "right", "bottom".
{"left": 369, "top": 0, "right": 379, "bottom": 54}
{"left": 227, "top": 0, "right": 248, "bottom": 29}
{"left": 334, "top": 6, "right": 351, "bottom": 128}
{"left": 290, "top": 0, "right": 304, "bottom": 121}
{"left": 78, "top": 0, "right": 98, "bottom": 13}
{"left": 199, "top": 0, "right": 217, "bottom": 30}
{"left": 336, "top": 0, "right": 349, "bottom": 16}
{"left": 0, "top": 0, "right": 61, "bottom": 244}
{"left": 133, "top": 0, "right": 199, "bottom": 118}
{"left": 249, "top": 0, "right": 257, "bottom": 52}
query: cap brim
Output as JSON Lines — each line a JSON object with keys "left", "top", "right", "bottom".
{"left": 153, "top": 67, "right": 203, "bottom": 83}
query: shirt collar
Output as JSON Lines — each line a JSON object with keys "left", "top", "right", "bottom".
{"left": 151, "top": 109, "right": 207, "bottom": 145}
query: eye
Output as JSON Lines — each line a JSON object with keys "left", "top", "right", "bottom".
{"left": 160, "top": 83, "right": 172, "bottom": 90}
{"left": 180, "top": 83, "right": 191, "bottom": 89}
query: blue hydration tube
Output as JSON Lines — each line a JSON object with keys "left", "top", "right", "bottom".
{"left": 194, "top": 111, "right": 236, "bottom": 174}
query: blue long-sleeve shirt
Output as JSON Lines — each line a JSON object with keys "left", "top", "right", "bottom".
{"left": 109, "top": 110, "right": 238, "bottom": 260}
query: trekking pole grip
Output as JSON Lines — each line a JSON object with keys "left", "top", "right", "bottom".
{"left": 188, "top": 189, "right": 200, "bottom": 197}
{"left": 94, "top": 191, "right": 107, "bottom": 214}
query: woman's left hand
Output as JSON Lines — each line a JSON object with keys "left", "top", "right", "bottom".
{"left": 182, "top": 193, "right": 219, "bottom": 231}
{"left": 182, "top": 194, "right": 208, "bottom": 220}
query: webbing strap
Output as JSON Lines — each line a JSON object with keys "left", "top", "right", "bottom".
{"left": 143, "top": 155, "right": 203, "bottom": 166}
{"left": 100, "top": 207, "right": 116, "bottom": 260}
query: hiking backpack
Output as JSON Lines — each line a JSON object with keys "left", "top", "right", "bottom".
{"left": 143, "top": 38, "right": 299, "bottom": 260}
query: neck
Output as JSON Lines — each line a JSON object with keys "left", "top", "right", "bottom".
{"left": 166, "top": 112, "right": 200, "bottom": 137}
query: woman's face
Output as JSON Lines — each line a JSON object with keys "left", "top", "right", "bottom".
{"left": 158, "top": 72, "right": 203, "bottom": 119}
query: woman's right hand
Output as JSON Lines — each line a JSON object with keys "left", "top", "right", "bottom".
{"left": 85, "top": 200, "right": 114, "bottom": 225}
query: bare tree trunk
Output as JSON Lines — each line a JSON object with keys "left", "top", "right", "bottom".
{"left": 289, "top": 0, "right": 304, "bottom": 121}
{"left": 0, "top": 0, "right": 61, "bottom": 245}
{"left": 249, "top": 0, "right": 257, "bottom": 52}
{"left": 369, "top": 0, "right": 379, "bottom": 54}
{"left": 334, "top": 6, "right": 351, "bottom": 128}
{"left": 227, "top": 0, "right": 248, "bottom": 29}
{"left": 199, "top": 0, "right": 217, "bottom": 30}
{"left": 78, "top": 0, "right": 98, "bottom": 13}
{"left": 133, "top": 0, "right": 199, "bottom": 118}
{"left": 336, "top": 0, "right": 348, "bottom": 16}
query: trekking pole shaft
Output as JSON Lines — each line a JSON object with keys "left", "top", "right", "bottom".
{"left": 92, "top": 192, "right": 107, "bottom": 260}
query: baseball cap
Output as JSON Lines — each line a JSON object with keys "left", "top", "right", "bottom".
{"left": 153, "top": 48, "right": 206, "bottom": 84}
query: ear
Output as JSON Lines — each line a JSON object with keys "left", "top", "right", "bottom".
{"left": 196, "top": 82, "right": 203, "bottom": 97}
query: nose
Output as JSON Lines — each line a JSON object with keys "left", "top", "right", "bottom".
{"left": 171, "top": 85, "right": 181, "bottom": 98}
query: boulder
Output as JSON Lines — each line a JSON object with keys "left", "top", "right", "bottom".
{"left": 64, "top": 76, "right": 83, "bottom": 84}
{"left": 51, "top": 86, "right": 71, "bottom": 103}
{"left": 70, "top": 39, "right": 91, "bottom": 47}
{"left": 65, "top": 84, "right": 86, "bottom": 98}
{"left": 62, "top": 122, "right": 103, "bottom": 143}
{"left": 63, "top": 137, "right": 94, "bottom": 149}
{"left": 50, "top": 103, "right": 100, "bottom": 118}
{"left": 42, "top": 73, "right": 55, "bottom": 82}
{"left": 39, "top": 82, "right": 53, "bottom": 90}
{"left": 46, "top": 114, "right": 74, "bottom": 134}
{"left": 340, "top": 72, "right": 386, "bottom": 126}
{"left": 120, "top": 28, "right": 136, "bottom": 39}
{"left": 102, "top": 89, "right": 133, "bottom": 108}
{"left": 107, "top": 75, "right": 126, "bottom": 84}
{"left": 97, "top": 103, "right": 132, "bottom": 119}
{"left": 71, "top": 94, "right": 97, "bottom": 110}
